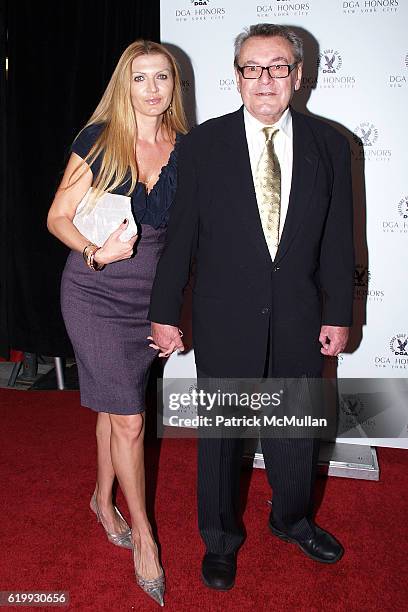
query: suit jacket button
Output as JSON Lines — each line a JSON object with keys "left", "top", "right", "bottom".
{"left": 273, "top": 266, "right": 280, "bottom": 272}
{"left": 261, "top": 307, "right": 270, "bottom": 314}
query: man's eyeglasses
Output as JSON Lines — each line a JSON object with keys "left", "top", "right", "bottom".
{"left": 237, "top": 63, "right": 298, "bottom": 79}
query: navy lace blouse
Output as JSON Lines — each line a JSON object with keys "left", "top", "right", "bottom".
{"left": 70, "top": 123, "right": 181, "bottom": 229}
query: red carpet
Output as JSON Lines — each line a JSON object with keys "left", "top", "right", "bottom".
{"left": 1, "top": 388, "right": 407, "bottom": 611}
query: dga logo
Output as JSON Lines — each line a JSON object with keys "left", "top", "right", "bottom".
{"left": 342, "top": 0, "right": 361, "bottom": 12}
{"left": 354, "top": 265, "right": 370, "bottom": 287}
{"left": 339, "top": 394, "right": 366, "bottom": 432}
{"left": 382, "top": 196, "right": 408, "bottom": 233}
{"left": 390, "top": 334, "right": 408, "bottom": 356}
{"left": 398, "top": 196, "right": 408, "bottom": 219}
{"left": 340, "top": 395, "right": 364, "bottom": 418}
{"left": 256, "top": 2, "right": 311, "bottom": 18}
{"left": 353, "top": 122, "right": 378, "bottom": 147}
{"left": 388, "top": 52, "right": 407, "bottom": 88}
{"left": 218, "top": 77, "right": 236, "bottom": 92}
{"left": 319, "top": 50, "right": 342, "bottom": 74}
{"left": 352, "top": 122, "right": 391, "bottom": 162}
{"left": 339, "top": 394, "right": 377, "bottom": 434}
{"left": 375, "top": 333, "right": 408, "bottom": 370}
{"left": 342, "top": 0, "right": 399, "bottom": 15}
{"left": 354, "top": 265, "right": 384, "bottom": 302}
{"left": 175, "top": 0, "right": 226, "bottom": 21}
{"left": 181, "top": 79, "right": 191, "bottom": 92}
{"left": 315, "top": 48, "right": 355, "bottom": 89}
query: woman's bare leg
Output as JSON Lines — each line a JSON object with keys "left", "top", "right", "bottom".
{"left": 109, "top": 412, "right": 162, "bottom": 579}
{"left": 91, "top": 412, "right": 129, "bottom": 534}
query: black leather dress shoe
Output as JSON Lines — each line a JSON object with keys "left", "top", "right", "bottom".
{"left": 269, "top": 522, "right": 344, "bottom": 564}
{"left": 201, "top": 552, "right": 237, "bottom": 591}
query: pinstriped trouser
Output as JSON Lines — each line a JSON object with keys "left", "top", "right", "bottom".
{"left": 196, "top": 365, "right": 321, "bottom": 554}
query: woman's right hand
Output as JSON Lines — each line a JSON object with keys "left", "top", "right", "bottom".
{"left": 94, "top": 219, "right": 138, "bottom": 265}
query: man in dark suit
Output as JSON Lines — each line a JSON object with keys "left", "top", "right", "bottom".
{"left": 148, "top": 24, "right": 354, "bottom": 590}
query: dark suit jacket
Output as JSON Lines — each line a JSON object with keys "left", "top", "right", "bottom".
{"left": 148, "top": 106, "right": 354, "bottom": 378}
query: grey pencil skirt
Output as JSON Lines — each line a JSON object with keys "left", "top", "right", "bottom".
{"left": 60, "top": 224, "right": 166, "bottom": 415}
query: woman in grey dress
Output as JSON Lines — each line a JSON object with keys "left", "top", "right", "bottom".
{"left": 47, "top": 40, "right": 187, "bottom": 607}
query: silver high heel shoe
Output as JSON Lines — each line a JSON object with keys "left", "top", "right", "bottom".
{"left": 90, "top": 492, "right": 133, "bottom": 549}
{"left": 133, "top": 544, "right": 165, "bottom": 607}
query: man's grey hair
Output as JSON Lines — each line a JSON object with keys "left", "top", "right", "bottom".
{"left": 234, "top": 24, "right": 304, "bottom": 66}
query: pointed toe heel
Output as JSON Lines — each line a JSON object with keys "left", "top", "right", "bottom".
{"left": 133, "top": 544, "right": 165, "bottom": 607}
{"left": 90, "top": 492, "right": 133, "bottom": 550}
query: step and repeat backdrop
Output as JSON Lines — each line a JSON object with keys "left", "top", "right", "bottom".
{"left": 160, "top": 0, "right": 408, "bottom": 449}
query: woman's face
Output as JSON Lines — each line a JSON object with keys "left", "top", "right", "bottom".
{"left": 130, "top": 53, "right": 174, "bottom": 120}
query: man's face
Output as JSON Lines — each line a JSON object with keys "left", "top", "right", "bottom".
{"left": 235, "top": 35, "right": 302, "bottom": 124}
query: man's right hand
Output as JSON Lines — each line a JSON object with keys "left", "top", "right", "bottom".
{"left": 148, "top": 322, "right": 185, "bottom": 358}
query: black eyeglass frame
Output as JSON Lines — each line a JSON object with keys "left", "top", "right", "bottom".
{"left": 236, "top": 62, "right": 298, "bottom": 79}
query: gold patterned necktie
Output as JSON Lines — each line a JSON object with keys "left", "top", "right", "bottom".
{"left": 255, "top": 127, "right": 281, "bottom": 260}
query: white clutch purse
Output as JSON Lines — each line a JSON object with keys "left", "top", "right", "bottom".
{"left": 72, "top": 187, "right": 138, "bottom": 246}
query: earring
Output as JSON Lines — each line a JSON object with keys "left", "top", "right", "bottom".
{"left": 168, "top": 102, "right": 173, "bottom": 115}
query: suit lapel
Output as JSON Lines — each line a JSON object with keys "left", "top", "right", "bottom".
{"left": 275, "top": 108, "right": 319, "bottom": 264}
{"left": 217, "top": 107, "right": 320, "bottom": 265}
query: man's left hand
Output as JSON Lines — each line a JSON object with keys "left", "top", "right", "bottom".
{"left": 319, "top": 325, "right": 349, "bottom": 357}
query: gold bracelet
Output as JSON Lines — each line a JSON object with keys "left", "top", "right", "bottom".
{"left": 82, "top": 243, "right": 97, "bottom": 263}
{"left": 89, "top": 247, "right": 104, "bottom": 271}
{"left": 83, "top": 243, "right": 104, "bottom": 271}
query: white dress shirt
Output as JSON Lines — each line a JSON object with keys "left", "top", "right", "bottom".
{"left": 243, "top": 106, "right": 293, "bottom": 242}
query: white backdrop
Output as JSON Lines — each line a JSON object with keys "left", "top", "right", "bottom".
{"left": 160, "top": 0, "right": 408, "bottom": 449}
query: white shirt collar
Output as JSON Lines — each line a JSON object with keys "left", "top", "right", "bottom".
{"left": 243, "top": 106, "right": 292, "bottom": 139}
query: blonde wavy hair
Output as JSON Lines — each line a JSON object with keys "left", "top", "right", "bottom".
{"left": 73, "top": 40, "right": 188, "bottom": 202}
